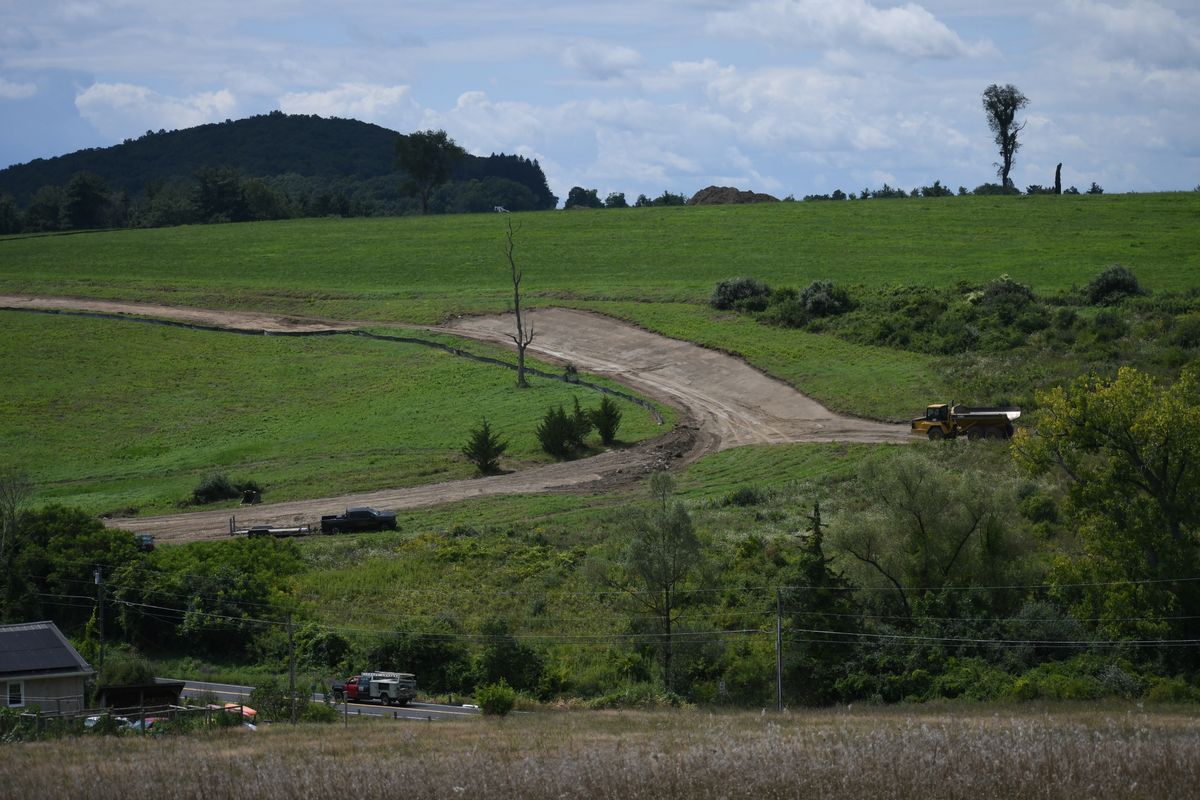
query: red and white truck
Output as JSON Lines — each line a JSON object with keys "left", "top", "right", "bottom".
{"left": 330, "top": 671, "right": 417, "bottom": 706}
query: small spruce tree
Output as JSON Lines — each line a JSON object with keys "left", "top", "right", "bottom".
{"left": 592, "top": 395, "right": 622, "bottom": 445}
{"left": 462, "top": 418, "right": 508, "bottom": 475}
{"left": 537, "top": 405, "right": 575, "bottom": 458}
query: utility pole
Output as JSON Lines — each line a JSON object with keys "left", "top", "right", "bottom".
{"left": 775, "top": 589, "right": 783, "bottom": 711}
{"left": 94, "top": 568, "right": 105, "bottom": 670}
{"left": 288, "top": 613, "right": 297, "bottom": 725}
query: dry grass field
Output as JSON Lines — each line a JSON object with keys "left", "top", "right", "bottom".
{"left": 3, "top": 706, "right": 1197, "bottom": 799}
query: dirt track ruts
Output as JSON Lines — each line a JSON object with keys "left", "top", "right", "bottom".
{"left": 1, "top": 295, "right": 910, "bottom": 543}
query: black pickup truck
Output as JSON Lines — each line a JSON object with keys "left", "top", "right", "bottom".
{"left": 320, "top": 507, "right": 398, "bottom": 534}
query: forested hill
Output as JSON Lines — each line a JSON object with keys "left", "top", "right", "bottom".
{"left": 0, "top": 112, "right": 557, "bottom": 220}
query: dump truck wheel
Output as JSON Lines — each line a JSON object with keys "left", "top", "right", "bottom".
{"left": 927, "top": 428, "right": 944, "bottom": 441}
{"left": 966, "top": 429, "right": 982, "bottom": 441}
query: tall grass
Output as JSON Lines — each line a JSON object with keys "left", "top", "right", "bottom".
{"left": 3, "top": 706, "right": 1197, "bottom": 799}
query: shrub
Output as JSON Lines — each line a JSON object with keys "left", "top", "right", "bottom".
{"left": 191, "top": 473, "right": 238, "bottom": 504}
{"left": 1085, "top": 265, "right": 1145, "bottom": 305}
{"left": 723, "top": 486, "right": 766, "bottom": 507}
{"left": 591, "top": 395, "right": 622, "bottom": 445}
{"left": 710, "top": 276, "right": 772, "bottom": 311}
{"left": 1091, "top": 310, "right": 1127, "bottom": 342}
{"left": 569, "top": 397, "right": 593, "bottom": 449}
{"left": 1087, "top": 182, "right": 1104, "bottom": 194}
{"left": 462, "top": 418, "right": 508, "bottom": 475}
{"left": 1169, "top": 314, "right": 1200, "bottom": 348}
{"left": 586, "top": 683, "right": 686, "bottom": 709}
{"left": 300, "top": 702, "right": 339, "bottom": 723}
{"left": 1146, "top": 676, "right": 1200, "bottom": 703}
{"left": 537, "top": 405, "right": 576, "bottom": 458}
{"left": 797, "top": 280, "right": 853, "bottom": 317}
{"left": 97, "top": 653, "right": 155, "bottom": 686}
{"left": 973, "top": 182, "right": 1019, "bottom": 195}
{"left": 249, "top": 678, "right": 290, "bottom": 722}
{"left": 190, "top": 473, "right": 260, "bottom": 505}
{"left": 981, "top": 274, "right": 1035, "bottom": 308}
{"left": 476, "top": 681, "right": 516, "bottom": 716}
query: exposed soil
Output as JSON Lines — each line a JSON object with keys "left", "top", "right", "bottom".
{"left": 1, "top": 295, "right": 909, "bottom": 543}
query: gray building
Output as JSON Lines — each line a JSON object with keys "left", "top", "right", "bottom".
{"left": 1, "top": 621, "right": 94, "bottom": 715}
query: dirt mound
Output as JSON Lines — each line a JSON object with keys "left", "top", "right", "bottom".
{"left": 688, "top": 186, "right": 780, "bottom": 205}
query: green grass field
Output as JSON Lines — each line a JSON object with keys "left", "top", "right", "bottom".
{"left": 3, "top": 194, "right": 1197, "bottom": 322}
{"left": 7, "top": 194, "right": 1193, "bottom": 420}
{"left": 0, "top": 311, "right": 668, "bottom": 515}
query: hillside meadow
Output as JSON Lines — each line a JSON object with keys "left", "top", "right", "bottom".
{"left": 0, "top": 311, "right": 669, "bottom": 515}
{"left": 2, "top": 706, "right": 1198, "bottom": 800}
{"left": 4, "top": 193, "right": 1196, "bottom": 421}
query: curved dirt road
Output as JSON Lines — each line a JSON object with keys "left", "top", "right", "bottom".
{"left": 1, "top": 296, "right": 908, "bottom": 542}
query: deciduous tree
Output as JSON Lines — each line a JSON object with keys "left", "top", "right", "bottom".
{"left": 982, "top": 84, "right": 1029, "bottom": 189}
{"left": 1013, "top": 366, "right": 1200, "bottom": 640}
{"left": 395, "top": 129, "right": 467, "bottom": 214}
{"left": 619, "top": 472, "right": 704, "bottom": 691}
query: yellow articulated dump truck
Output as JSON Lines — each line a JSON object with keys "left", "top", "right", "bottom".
{"left": 911, "top": 404, "right": 1021, "bottom": 441}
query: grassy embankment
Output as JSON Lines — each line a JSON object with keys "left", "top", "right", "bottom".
{"left": 2, "top": 706, "right": 1198, "bottom": 800}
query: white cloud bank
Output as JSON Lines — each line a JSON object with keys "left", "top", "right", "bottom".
{"left": 75, "top": 83, "right": 237, "bottom": 139}
{"left": 0, "top": 77, "right": 37, "bottom": 100}
{"left": 707, "top": 0, "right": 992, "bottom": 59}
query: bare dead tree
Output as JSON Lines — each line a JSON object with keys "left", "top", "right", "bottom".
{"left": 504, "top": 219, "right": 535, "bottom": 388}
{"left": 0, "top": 469, "right": 32, "bottom": 563}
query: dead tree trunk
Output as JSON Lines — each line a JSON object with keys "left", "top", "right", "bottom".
{"left": 1055, "top": 163, "right": 1062, "bottom": 195}
{"left": 504, "top": 220, "right": 535, "bottom": 388}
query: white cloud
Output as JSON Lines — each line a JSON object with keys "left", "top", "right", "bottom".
{"left": 561, "top": 40, "right": 644, "bottom": 80}
{"left": 277, "top": 83, "right": 420, "bottom": 123}
{"left": 1053, "top": 0, "right": 1200, "bottom": 68}
{"left": 0, "top": 77, "right": 37, "bottom": 100}
{"left": 74, "top": 82, "right": 237, "bottom": 139}
{"left": 707, "top": 0, "right": 991, "bottom": 59}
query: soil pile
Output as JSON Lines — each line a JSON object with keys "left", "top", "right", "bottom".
{"left": 688, "top": 186, "right": 780, "bottom": 205}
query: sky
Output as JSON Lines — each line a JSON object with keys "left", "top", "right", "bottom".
{"left": 1, "top": 0, "right": 1197, "bottom": 203}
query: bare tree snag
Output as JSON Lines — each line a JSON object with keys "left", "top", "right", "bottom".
{"left": 504, "top": 219, "right": 535, "bottom": 388}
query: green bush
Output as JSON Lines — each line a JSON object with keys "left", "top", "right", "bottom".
{"left": 300, "top": 701, "right": 340, "bottom": 723}
{"left": 462, "top": 417, "right": 508, "bottom": 475}
{"left": 723, "top": 486, "right": 767, "bottom": 507}
{"left": 591, "top": 395, "right": 622, "bottom": 445}
{"left": 1146, "top": 676, "right": 1200, "bottom": 703}
{"left": 1085, "top": 265, "right": 1144, "bottom": 305}
{"left": 710, "top": 277, "right": 772, "bottom": 311}
{"left": 190, "top": 473, "right": 261, "bottom": 505}
{"left": 97, "top": 652, "right": 155, "bottom": 686}
{"left": 537, "top": 405, "right": 576, "bottom": 458}
{"left": 586, "top": 683, "right": 686, "bottom": 709}
{"left": 569, "top": 397, "right": 593, "bottom": 449}
{"left": 475, "top": 681, "right": 517, "bottom": 716}
{"left": 797, "top": 280, "right": 854, "bottom": 317}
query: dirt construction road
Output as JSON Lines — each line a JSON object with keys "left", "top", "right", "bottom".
{"left": 1, "top": 296, "right": 909, "bottom": 542}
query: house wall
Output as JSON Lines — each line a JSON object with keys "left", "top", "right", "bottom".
{"left": 11, "top": 676, "right": 88, "bottom": 715}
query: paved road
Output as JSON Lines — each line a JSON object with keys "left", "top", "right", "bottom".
{"left": 173, "top": 679, "right": 480, "bottom": 722}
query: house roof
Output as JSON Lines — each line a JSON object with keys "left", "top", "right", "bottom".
{"left": 0, "top": 621, "right": 94, "bottom": 678}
